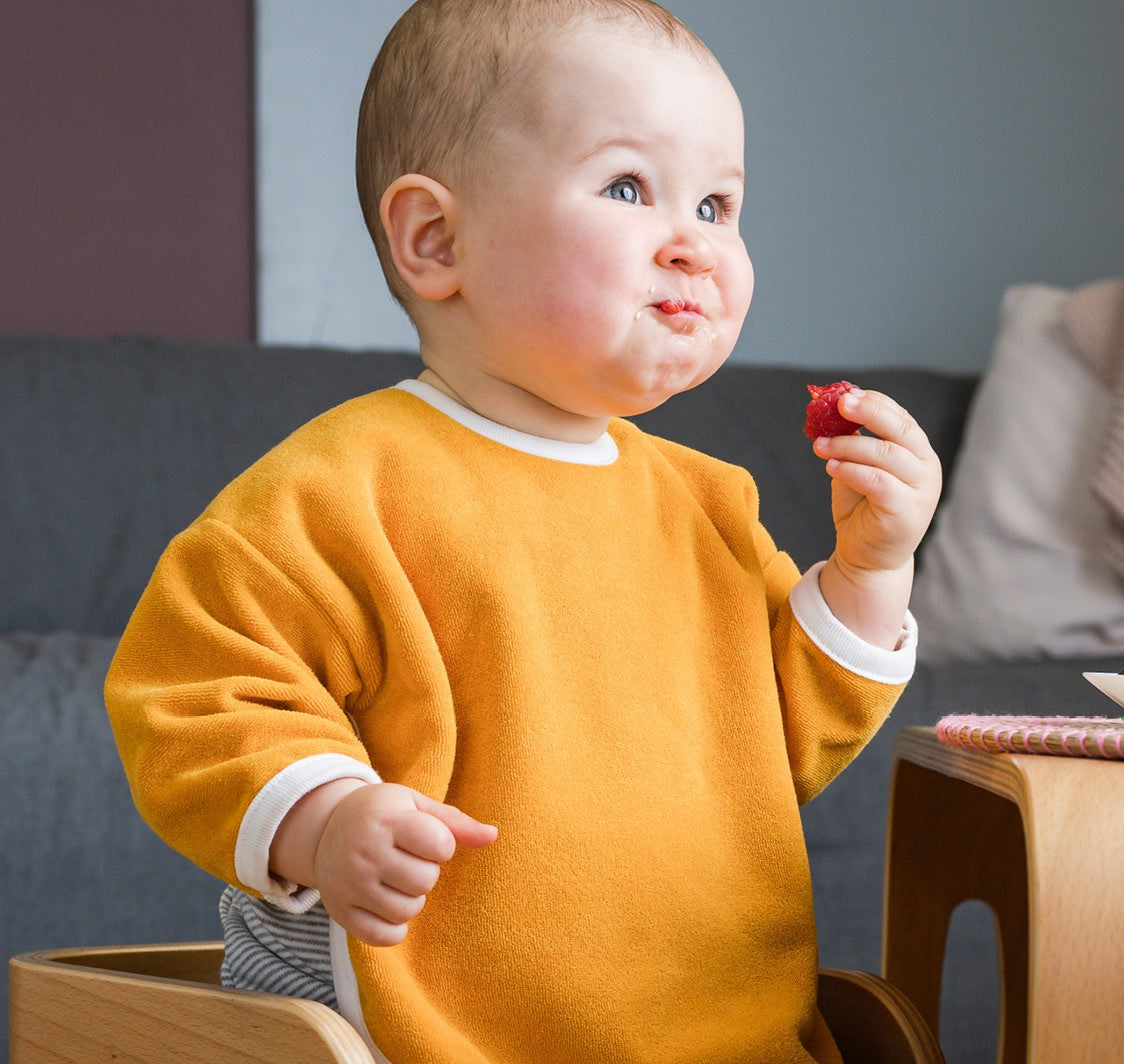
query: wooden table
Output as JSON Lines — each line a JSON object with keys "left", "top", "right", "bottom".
{"left": 882, "top": 726, "right": 1124, "bottom": 1064}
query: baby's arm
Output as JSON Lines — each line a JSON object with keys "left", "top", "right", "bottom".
{"left": 270, "top": 779, "right": 497, "bottom": 946}
{"left": 810, "top": 387, "right": 941, "bottom": 648}
{"left": 105, "top": 509, "right": 496, "bottom": 928}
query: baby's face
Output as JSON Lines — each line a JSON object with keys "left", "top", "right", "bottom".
{"left": 450, "top": 21, "right": 754, "bottom": 428}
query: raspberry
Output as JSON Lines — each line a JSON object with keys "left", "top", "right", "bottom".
{"left": 804, "top": 381, "right": 860, "bottom": 439}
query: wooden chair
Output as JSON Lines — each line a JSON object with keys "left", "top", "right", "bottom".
{"left": 884, "top": 726, "right": 1124, "bottom": 1062}
{"left": 8, "top": 942, "right": 943, "bottom": 1063}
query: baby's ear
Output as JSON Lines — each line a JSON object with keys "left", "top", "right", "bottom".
{"left": 380, "top": 175, "right": 460, "bottom": 302}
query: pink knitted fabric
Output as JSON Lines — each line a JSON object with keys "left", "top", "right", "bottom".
{"left": 937, "top": 714, "right": 1124, "bottom": 759}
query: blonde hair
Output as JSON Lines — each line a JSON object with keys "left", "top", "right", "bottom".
{"left": 356, "top": 0, "right": 712, "bottom": 308}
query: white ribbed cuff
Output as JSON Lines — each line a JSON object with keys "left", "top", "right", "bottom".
{"left": 233, "top": 753, "right": 382, "bottom": 913}
{"left": 789, "top": 561, "right": 917, "bottom": 685}
{"left": 330, "top": 918, "right": 391, "bottom": 1061}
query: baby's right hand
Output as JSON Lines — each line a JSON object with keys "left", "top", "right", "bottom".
{"left": 314, "top": 782, "right": 497, "bottom": 946}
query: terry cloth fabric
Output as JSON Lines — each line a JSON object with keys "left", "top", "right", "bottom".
{"left": 106, "top": 383, "right": 914, "bottom": 1064}
{"left": 1060, "top": 277, "right": 1124, "bottom": 578}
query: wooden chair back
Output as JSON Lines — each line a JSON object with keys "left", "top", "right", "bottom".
{"left": 10, "top": 944, "right": 943, "bottom": 1063}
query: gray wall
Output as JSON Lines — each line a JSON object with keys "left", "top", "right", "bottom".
{"left": 257, "top": 0, "right": 1123, "bottom": 372}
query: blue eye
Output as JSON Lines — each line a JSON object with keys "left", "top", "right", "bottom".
{"left": 603, "top": 177, "right": 641, "bottom": 205}
{"left": 697, "top": 198, "right": 719, "bottom": 223}
{"left": 698, "top": 194, "right": 737, "bottom": 224}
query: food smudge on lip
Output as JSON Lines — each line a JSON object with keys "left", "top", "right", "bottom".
{"left": 659, "top": 299, "right": 686, "bottom": 314}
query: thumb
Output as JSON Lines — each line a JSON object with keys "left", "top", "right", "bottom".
{"left": 414, "top": 793, "right": 499, "bottom": 850}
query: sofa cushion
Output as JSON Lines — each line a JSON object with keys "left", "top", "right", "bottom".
{"left": 3, "top": 337, "right": 975, "bottom": 634}
{"left": 0, "top": 335, "right": 424, "bottom": 635}
{"left": 0, "top": 632, "right": 221, "bottom": 952}
{"left": 912, "top": 285, "right": 1124, "bottom": 661}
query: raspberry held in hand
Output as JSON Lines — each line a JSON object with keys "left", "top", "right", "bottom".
{"left": 804, "top": 381, "right": 861, "bottom": 439}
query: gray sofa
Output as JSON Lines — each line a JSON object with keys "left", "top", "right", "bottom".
{"left": 3, "top": 334, "right": 1115, "bottom": 1062}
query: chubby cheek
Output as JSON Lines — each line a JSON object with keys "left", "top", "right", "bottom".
{"left": 532, "top": 237, "right": 637, "bottom": 335}
{"left": 720, "top": 246, "right": 755, "bottom": 327}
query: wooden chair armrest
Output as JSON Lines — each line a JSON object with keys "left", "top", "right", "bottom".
{"left": 9, "top": 944, "right": 941, "bottom": 1063}
{"left": 9, "top": 944, "right": 375, "bottom": 1064}
{"left": 818, "top": 967, "right": 945, "bottom": 1064}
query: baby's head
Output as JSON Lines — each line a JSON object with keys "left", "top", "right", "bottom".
{"left": 357, "top": 0, "right": 715, "bottom": 309}
{"left": 357, "top": 0, "right": 753, "bottom": 434}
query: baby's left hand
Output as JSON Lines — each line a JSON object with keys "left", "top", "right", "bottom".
{"left": 812, "top": 386, "right": 941, "bottom": 577}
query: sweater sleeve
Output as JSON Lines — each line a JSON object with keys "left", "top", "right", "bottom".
{"left": 104, "top": 514, "right": 379, "bottom": 902}
{"left": 639, "top": 430, "right": 913, "bottom": 798}
{"left": 746, "top": 487, "right": 914, "bottom": 804}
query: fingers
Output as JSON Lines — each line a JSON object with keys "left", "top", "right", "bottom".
{"left": 842, "top": 389, "right": 935, "bottom": 458}
{"left": 377, "top": 845, "right": 441, "bottom": 896}
{"left": 329, "top": 842, "right": 433, "bottom": 947}
{"left": 812, "top": 389, "right": 940, "bottom": 490}
{"left": 336, "top": 899, "right": 413, "bottom": 947}
{"left": 817, "top": 434, "right": 926, "bottom": 498}
{"left": 412, "top": 792, "right": 500, "bottom": 850}
{"left": 812, "top": 387, "right": 942, "bottom": 575}
{"left": 358, "top": 880, "right": 427, "bottom": 927}
{"left": 316, "top": 784, "right": 496, "bottom": 949}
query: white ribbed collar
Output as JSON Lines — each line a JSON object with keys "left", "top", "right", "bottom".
{"left": 394, "top": 379, "right": 619, "bottom": 466}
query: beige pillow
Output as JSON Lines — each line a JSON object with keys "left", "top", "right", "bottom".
{"left": 912, "top": 284, "right": 1124, "bottom": 662}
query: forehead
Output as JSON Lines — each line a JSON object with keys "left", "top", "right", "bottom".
{"left": 511, "top": 22, "right": 743, "bottom": 157}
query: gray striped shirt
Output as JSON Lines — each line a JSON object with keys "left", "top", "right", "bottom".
{"left": 219, "top": 885, "right": 338, "bottom": 1008}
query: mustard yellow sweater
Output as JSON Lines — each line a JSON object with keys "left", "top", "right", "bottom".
{"left": 105, "top": 382, "right": 913, "bottom": 1064}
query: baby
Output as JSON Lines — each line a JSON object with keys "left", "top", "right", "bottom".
{"left": 105, "top": 1, "right": 941, "bottom": 1061}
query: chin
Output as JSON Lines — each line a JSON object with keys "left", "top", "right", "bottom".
{"left": 587, "top": 345, "right": 732, "bottom": 418}
{"left": 638, "top": 354, "right": 727, "bottom": 410}
{"left": 611, "top": 378, "right": 708, "bottom": 418}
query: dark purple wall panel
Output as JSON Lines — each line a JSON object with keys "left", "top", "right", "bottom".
{"left": 0, "top": 1, "right": 255, "bottom": 340}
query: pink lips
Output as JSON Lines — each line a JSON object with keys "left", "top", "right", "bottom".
{"left": 655, "top": 298, "right": 700, "bottom": 316}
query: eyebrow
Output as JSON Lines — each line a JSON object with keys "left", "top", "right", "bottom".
{"left": 579, "top": 136, "right": 746, "bottom": 186}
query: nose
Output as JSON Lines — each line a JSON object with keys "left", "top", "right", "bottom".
{"left": 655, "top": 224, "right": 717, "bottom": 275}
